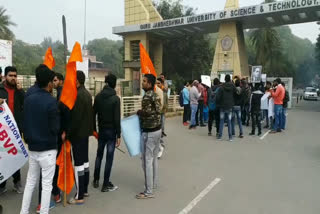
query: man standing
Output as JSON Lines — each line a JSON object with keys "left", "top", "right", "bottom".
{"left": 0, "top": 66, "right": 25, "bottom": 195}
{"left": 159, "top": 73, "right": 168, "bottom": 137}
{"left": 281, "top": 82, "right": 290, "bottom": 130}
{"left": 249, "top": 83, "right": 264, "bottom": 136}
{"left": 231, "top": 79, "right": 244, "bottom": 138}
{"left": 196, "top": 80, "right": 205, "bottom": 127}
{"left": 93, "top": 74, "right": 121, "bottom": 192}
{"left": 189, "top": 80, "right": 201, "bottom": 130}
{"left": 271, "top": 78, "right": 285, "bottom": 133}
{"left": 207, "top": 78, "right": 221, "bottom": 136}
{"left": 68, "top": 71, "right": 93, "bottom": 204}
{"left": 156, "top": 78, "right": 167, "bottom": 159}
{"left": 20, "top": 65, "right": 59, "bottom": 214}
{"left": 216, "top": 74, "right": 236, "bottom": 141}
{"left": 182, "top": 81, "right": 190, "bottom": 126}
{"left": 136, "top": 74, "right": 161, "bottom": 199}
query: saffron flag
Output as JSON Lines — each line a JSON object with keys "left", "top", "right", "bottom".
{"left": 0, "top": 102, "right": 28, "bottom": 184}
{"left": 56, "top": 140, "right": 74, "bottom": 194}
{"left": 60, "top": 42, "right": 83, "bottom": 110}
{"left": 139, "top": 43, "right": 157, "bottom": 77}
{"left": 43, "top": 47, "right": 55, "bottom": 69}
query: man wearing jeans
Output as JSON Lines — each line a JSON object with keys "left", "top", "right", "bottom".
{"left": 271, "top": 78, "right": 285, "bottom": 134}
{"left": 281, "top": 82, "right": 290, "bottom": 130}
{"left": 93, "top": 74, "right": 121, "bottom": 192}
{"left": 136, "top": 74, "right": 161, "bottom": 199}
{"left": 182, "top": 81, "right": 190, "bottom": 126}
{"left": 231, "top": 79, "right": 244, "bottom": 138}
{"left": 216, "top": 75, "right": 236, "bottom": 141}
{"left": 189, "top": 80, "right": 201, "bottom": 130}
{"left": 21, "top": 65, "right": 59, "bottom": 214}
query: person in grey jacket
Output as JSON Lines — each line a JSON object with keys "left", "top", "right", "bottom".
{"left": 189, "top": 80, "right": 201, "bottom": 129}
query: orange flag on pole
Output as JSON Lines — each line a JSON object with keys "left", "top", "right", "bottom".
{"left": 60, "top": 42, "right": 83, "bottom": 110}
{"left": 139, "top": 43, "right": 157, "bottom": 77}
{"left": 43, "top": 47, "right": 56, "bottom": 69}
{"left": 56, "top": 140, "right": 74, "bottom": 194}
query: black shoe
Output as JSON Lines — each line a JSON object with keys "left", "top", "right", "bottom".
{"left": 249, "top": 132, "right": 255, "bottom": 136}
{"left": 239, "top": 135, "right": 244, "bottom": 138}
{"left": 93, "top": 180, "right": 99, "bottom": 188}
{"left": 102, "top": 182, "right": 118, "bottom": 192}
{"left": 200, "top": 124, "right": 206, "bottom": 127}
{"left": 208, "top": 132, "right": 212, "bottom": 136}
{"left": 277, "top": 129, "right": 282, "bottom": 132}
{"left": 264, "top": 125, "right": 269, "bottom": 129}
{"left": 258, "top": 132, "right": 262, "bottom": 136}
{"left": 196, "top": 123, "right": 199, "bottom": 126}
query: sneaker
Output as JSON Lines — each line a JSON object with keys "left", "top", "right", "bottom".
{"left": 101, "top": 182, "right": 118, "bottom": 192}
{"left": 229, "top": 138, "right": 233, "bottom": 142}
{"left": 36, "top": 201, "right": 55, "bottom": 213}
{"left": 208, "top": 132, "right": 212, "bottom": 136}
{"left": 200, "top": 124, "right": 206, "bottom": 127}
{"left": 54, "top": 194, "right": 62, "bottom": 203}
{"left": 258, "top": 132, "right": 262, "bottom": 136}
{"left": 93, "top": 180, "right": 99, "bottom": 189}
{"left": 239, "top": 135, "right": 244, "bottom": 138}
{"left": 13, "top": 182, "right": 23, "bottom": 194}
{"left": 249, "top": 132, "right": 255, "bottom": 136}
{"left": 183, "top": 122, "right": 188, "bottom": 126}
{"left": 217, "top": 137, "right": 222, "bottom": 141}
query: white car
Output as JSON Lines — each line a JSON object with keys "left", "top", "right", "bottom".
{"left": 304, "top": 87, "right": 318, "bottom": 101}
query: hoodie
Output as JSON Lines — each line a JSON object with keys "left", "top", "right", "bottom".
{"left": 93, "top": 86, "right": 121, "bottom": 138}
{"left": 216, "top": 82, "right": 236, "bottom": 110}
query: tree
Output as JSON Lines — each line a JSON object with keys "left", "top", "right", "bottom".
{"left": 155, "top": 0, "right": 214, "bottom": 92}
{"left": 87, "top": 38, "right": 124, "bottom": 78}
{"left": 0, "top": 7, "right": 16, "bottom": 40}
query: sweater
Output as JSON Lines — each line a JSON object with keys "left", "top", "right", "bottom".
{"left": 24, "top": 89, "right": 59, "bottom": 152}
{"left": 189, "top": 86, "right": 201, "bottom": 105}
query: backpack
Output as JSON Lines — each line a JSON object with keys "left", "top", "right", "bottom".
{"left": 208, "top": 87, "right": 220, "bottom": 111}
{"left": 283, "top": 90, "right": 290, "bottom": 108}
{"left": 179, "top": 89, "right": 184, "bottom": 107}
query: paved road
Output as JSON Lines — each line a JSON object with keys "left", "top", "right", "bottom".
{"left": 1, "top": 99, "right": 320, "bottom": 214}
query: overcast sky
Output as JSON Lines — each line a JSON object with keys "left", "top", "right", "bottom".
{"left": 0, "top": 0, "right": 318, "bottom": 48}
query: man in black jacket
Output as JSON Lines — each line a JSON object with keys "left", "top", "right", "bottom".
{"left": 93, "top": 74, "right": 121, "bottom": 192}
{"left": 0, "top": 66, "right": 25, "bottom": 195}
{"left": 249, "top": 83, "right": 264, "bottom": 136}
{"left": 231, "top": 79, "right": 244, "bottom": 138}
{"left": 68, "top": 70, "right": 93, "bottom": 205}
{"left": 20, "top": 65, "right": 60, "bottom": 214}
{"left": 216, "top": 74, "right": 236, "bottom": 141}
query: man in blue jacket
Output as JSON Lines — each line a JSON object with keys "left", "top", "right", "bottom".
{"left": 182, "top": 81, "right": 190, "bottom": 126}
{"left": 20, "top": 65, "right": 60, "bottom": 214}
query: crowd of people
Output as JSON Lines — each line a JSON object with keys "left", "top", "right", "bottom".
{"left": 181, "top": 74, "right": 290, "bottom": 141}
{"left": 0, "top": 65, "right": 171, "bottom": 214}
{"left": 0, "top": 63, "right": 290, "bottom": 214}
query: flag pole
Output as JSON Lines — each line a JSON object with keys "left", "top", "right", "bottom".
{"left": 62, "top": 15, "right": 68, "bottom": 207}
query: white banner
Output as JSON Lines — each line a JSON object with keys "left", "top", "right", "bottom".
{"left": 0, "top": 39, "right": 13, "bottom": 75}
{"left": 0, "top": 102, "right": 28, "bottom": 184}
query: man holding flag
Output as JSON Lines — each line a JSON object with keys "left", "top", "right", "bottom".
{"left": 67, "top": 70, "right": 93, "bottom": 204}
{"left": 136, "top": 43, "right": 162, "bottom": 199}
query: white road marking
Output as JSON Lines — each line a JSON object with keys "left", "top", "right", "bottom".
{"left": 260, "top": 130, "right": 271, "bottom": 140}
{"left": 178, "top": 178, "right": 221, "bottom": 214}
